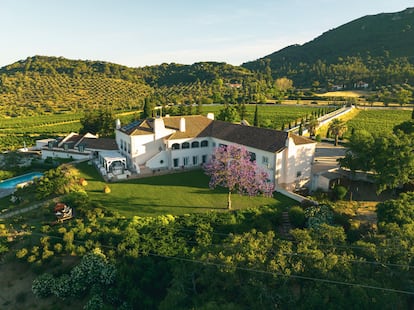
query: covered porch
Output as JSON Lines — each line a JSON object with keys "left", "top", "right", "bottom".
{"left": 97, "top": 151, "right": 130, "bottom": 179}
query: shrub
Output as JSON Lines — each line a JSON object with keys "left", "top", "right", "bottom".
{"left": 333, "top": 185, "right": 348, "bottom": 200}
{"left": 288, "top": 206, "right": 306, "bottom": 228}
{"left": 32, "top": 273, "right": 54, "bottom": 298}
{"left": 103, "top": 185, "right": 111, "bottom": 194}
{"left": 333, "top": 212, "right": 351, "bottom": 231}
{"left": 305, "top": 204, "right": 334, "bottom": 229}
{"left": 16, "top": 248, "right": 29, "bottom": 259}
{"left": 54, "top": 243, "right": 63, "bottom": 253}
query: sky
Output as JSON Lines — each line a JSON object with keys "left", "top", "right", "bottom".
{"left": 1, "top": 0, "right": 413, "bottom": 68}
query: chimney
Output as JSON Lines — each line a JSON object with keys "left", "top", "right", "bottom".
{"left": 179, "top": 117, "right": 186, "bottom": 132}
{"left": 154, "top": 118, "right": 166, "bottom": 139}
{"left": 207, "top": 113, "right": 214, "bottom": 120}
{"left": 115, "top": 119, "right": 121, "bottom": 130}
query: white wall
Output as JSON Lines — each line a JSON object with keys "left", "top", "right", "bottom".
{"left": 210, "top": 138, "right": 276, "bottom": 181}
{"left": 274, "top": 138, "right": 315, "bottom": 190}
{"left": 169, "top": 137, "right": 213, "bottom": 169}
{"left": 41, "top": 149, "right": 91, "bottom": 160}
{"left": 294, "top": 143, "right": 316, "bottom": 187}
{"left": 132, "top": 138, "right": 166, "bottom": 166}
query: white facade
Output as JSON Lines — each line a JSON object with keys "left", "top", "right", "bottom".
{"left": 41, "top": 148, "right": 91, "bottom": 160}
{"left": 115, "top": 115, "right": 316, "bottom": 190}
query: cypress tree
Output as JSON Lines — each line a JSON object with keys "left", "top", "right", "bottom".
{"left": 142, "top": 97, "right": 154, "bottom": 119}
{"left": 253, "top": 104, "right": 259, "bottom": 126}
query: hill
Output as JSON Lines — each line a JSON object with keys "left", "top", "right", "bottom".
{"left": 243, "top": 7, "right": 414, "bottom": 88}
{"left": 0, "top": 56, "right": 153, "bottom": 116}
{"left": 0, "top": 56, "right": 254, "bottom": 116}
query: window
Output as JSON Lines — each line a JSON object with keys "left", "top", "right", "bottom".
{"left": 173, "top": 158, "right": 179, "bottom": 167}
{"left": 219, "top": 143, "right": 227, "bottom": 148}
{"left": 127, "top": 143, "right": 131, "bottom": 154}
{"left": 249, "top": 152, "right": 256, "bottom": 162}
{"left": 63, "top": 143, "right": 69, "bottom": 151}
{"left": 123, "top": 140, "right": 127, "bottom": 151}
{"left": 182, "top": 142, "right": 190, "bottom": 149}
{"left": 183, "top": 156, "right": 189, "bottom": 166}
{"left": 201, "top": 140, "right": 209, "bottom": 148}
{"left": 262, "top": 156, "right": 269, "bottom": 165}
{"left": 192, "top": 156, "right": 198, "bottom": 165}
{"left": 120, "top": 140, "right": 124, "bottom": 150}
{"left": 202, "top": 155, "right": 207, "bottom": 164}
{"left": 296, "top": 171, "right": 302, "bottom": 178}
{"left": 172, "top": 143, "right": 180, "bottom": 150}
{"left": 191, "top": 141, "right": 199, "bottom": 148}
{"left": 78, "top": 144, "right": 85, "bottom": 152}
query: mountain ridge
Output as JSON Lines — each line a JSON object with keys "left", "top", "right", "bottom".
{"left": 242, "top": 7, "right": 414, "bottom": 81}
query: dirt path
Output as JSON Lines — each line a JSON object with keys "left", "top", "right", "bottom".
{"left": 0, "top": 200, "right": 52, "bottom": 219}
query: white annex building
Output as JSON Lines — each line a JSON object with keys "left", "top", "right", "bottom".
{"left": 115, "top": 114, "right": 316, "bottom": 190}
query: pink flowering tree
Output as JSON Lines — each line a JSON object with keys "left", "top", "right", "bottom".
{"left": 203, "top": 145, "right": 274, "bottom": 210}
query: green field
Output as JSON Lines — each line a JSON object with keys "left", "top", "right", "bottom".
{"left": 344, "top": 108, "right": 411, "bottom": 137}
{"left": 77, "top": 163, "right": 294, "bottom": 217}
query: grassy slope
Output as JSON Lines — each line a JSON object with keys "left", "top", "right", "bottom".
{"left": 77, "top": 163, "right": 295, "bottom": 217}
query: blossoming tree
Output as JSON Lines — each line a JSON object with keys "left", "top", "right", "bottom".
{"left": 204, "top": 145, "right": 274, "bottom": 209}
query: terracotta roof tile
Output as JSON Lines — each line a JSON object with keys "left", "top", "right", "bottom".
{"left": 165, "top": 115, "right": 213, "bottom": 139}
{"left": 290, "top": 133, "right": 316, "bottom": 145}
{"left": 81, "top": 138, "right": 119, "bottom": 150}
{"left": 65, "top": 134, "right": 82, "bottom": 144}
{"left": 119, "top": 115, "right": 315, "bottom": 153}
{"left": 209, "top": 120, "right": 288, "bottom": 152}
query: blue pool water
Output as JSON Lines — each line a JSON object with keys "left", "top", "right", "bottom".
{"left": 0, "top": 172, "right": 44, "bottom": 189}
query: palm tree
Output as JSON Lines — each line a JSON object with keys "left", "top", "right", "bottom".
{"left": 328, "top": 119, "right": 347, "bottom": 146}
{"left": 305, "top": 116, "right": 319, "bottom": 138}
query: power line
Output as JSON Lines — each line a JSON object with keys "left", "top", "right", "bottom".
{"left": 27, "top": 232, "right": 414, "bottom": 296}
{"left": 28, "top": 222, "right": 414, "bottom": 270}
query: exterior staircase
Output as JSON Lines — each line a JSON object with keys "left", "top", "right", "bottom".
{"left": 280, "top": 211, "right": 293, "bottom": 240}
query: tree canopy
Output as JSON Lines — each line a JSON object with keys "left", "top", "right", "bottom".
{"left": 203, "top": 145, "right": 273, "bottom": 209}
{"left": 80, "top": 109, "right": 115, "bottom": 137}
{"left": 340, "top": 125, "right": 414, "bottom": 192}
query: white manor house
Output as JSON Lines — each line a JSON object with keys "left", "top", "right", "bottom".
{"left": 40, "top": 113, "right": 316, "bottom": 190}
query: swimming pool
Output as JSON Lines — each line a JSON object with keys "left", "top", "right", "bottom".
{"left": 0, "top": 172, "right": 44, "bottom": 189}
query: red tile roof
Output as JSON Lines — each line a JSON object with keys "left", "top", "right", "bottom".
{"left": 81, "top": 138, "right": 119, "bottom": 150}
{"left": 119, "top": 115, "right": 315, "bottom": 153}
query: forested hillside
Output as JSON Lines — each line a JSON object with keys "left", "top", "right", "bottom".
{"left": 0, "top": 56, "right": 261, "bottom": 116}
{"left": 243, "top": 7, "right": 414, "bottom": 88}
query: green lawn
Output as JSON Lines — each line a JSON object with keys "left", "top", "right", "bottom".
{"left": 77, "top": 163, "right": 295, "bottom": 217}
